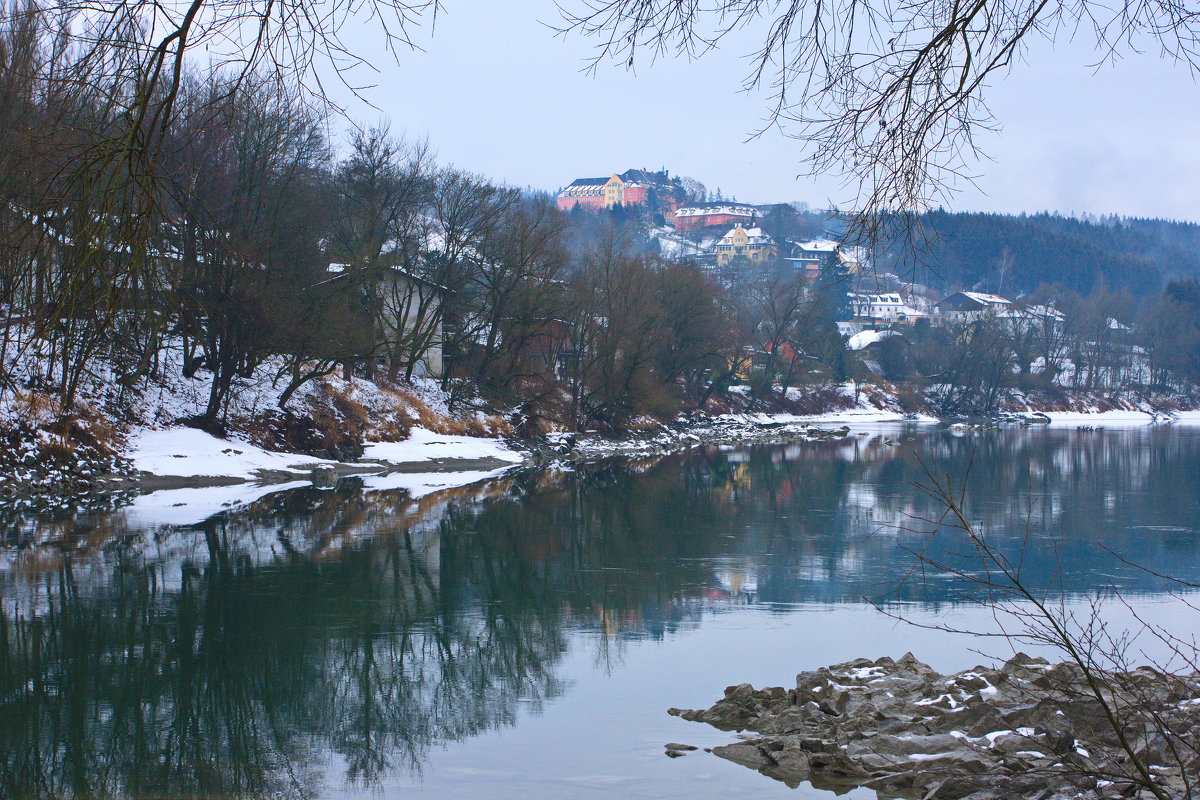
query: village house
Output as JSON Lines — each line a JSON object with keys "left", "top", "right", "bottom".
{"left": 714, "top": 225, "right": 780, "bottom": 265}
{"left": 935, "top": 291, "right": 1014, "bottom": 322}
{"left": 510, "top": 318, "right": 575, "bottom": 385}
{"left": 318, "top": 263, "right": 447, "bottom": 378}
{"left": 669, "top": 202, "right": 757, "bottom": 233}
{"left": 848, "top": 293, "right": 930, "bottom": 327}
{"left": 556, "top": 169, "right": 685, "bottom": 213}
{"left": 784, "top": 239, "right": 839, "bottom": 280}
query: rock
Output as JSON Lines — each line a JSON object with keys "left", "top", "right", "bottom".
{"left": 668, "top": 654, "right": 1200, "bottom": 799}
{"left": 663, "top": 743, "right": 697, "bottom": 751}
{"left": 710, "top": 742, "right": 771, "bottom": 769}
{"left": 664, "top": 749, "right": 686, "bottom": 758}
{"left": 310, "top": 465, "right": 338, "bottom": 487}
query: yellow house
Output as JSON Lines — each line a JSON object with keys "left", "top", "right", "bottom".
{"left": 714, "top": 225, "right": 779, "bottom": 265}
{"left": 603, "top": 175, "right": 625, "bottom": 207}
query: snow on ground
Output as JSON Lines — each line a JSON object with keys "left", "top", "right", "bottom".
{"left": 122, "top": 424, "right": 526, "bottom": 526}
{"left": 362, "top": 427, "right": 525, "bottom": 464}
{"left": 131, "top": 424, "right": 525, "bottom": 482}
{"left": 847, "top": 329, "right": 900, "bottom": 351}
{"left": 128, "top": 427, "right": 338, "bottom": 479}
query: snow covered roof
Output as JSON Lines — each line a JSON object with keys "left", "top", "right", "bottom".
{"left": 618, "top": 168, "right": 674, "bottom": 187}
{"left": 1020, "top": 304, "right": 1066, "bottom": 321}
{"left": 959, "top": 291, "right": 1012, "bottom": 306}
{"left": 792, "top": 239, "right": 839, "bottom": 255}
{"left": 851, "top": 293, "right": 904, "bottom": 304}
{"left": 559, "top": 180, "right": 609, "bottom": 198}
{"left": 719, "top": 225, "right": 773, "bottom": 245}
{"left": 673, "top": 203, "right": 756, "bottom": 218}
{"left": 565, "top": 177, "right": 609, "bottom": 187}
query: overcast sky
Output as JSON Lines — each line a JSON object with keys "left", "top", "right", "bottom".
{"left": 327, "top": 1, "right": 1200, "bottom": 221}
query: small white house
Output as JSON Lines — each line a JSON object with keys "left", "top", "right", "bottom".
{"left": 849, "top": 293, "right": 930, "bottom": 326}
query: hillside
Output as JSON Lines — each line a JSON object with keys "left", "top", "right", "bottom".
{"left": 869, "top": 210, "right": 1200, "bottom": 296}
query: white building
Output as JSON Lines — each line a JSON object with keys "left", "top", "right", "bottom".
{"left": 848, "top": 293, "right": 930, "bottom": 326}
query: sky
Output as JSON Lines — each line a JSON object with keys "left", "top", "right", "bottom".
{"left": 325, "top": 1, "right": 1200, "bottom": 221}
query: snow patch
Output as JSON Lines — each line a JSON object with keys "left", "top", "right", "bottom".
{"left": 362, "top": 427, "right": 525, "bottom": 465}
{"left": 128, "top": 427, "right": 337, "bottom": 479}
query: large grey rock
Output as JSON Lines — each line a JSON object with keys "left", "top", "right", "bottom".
{"left": 667, "top": 654, "right": 1200, "bottom": 800}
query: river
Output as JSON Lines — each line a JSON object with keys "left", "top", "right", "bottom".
{"left": 2, "top": 423, "right": 1199, "bottom": 799}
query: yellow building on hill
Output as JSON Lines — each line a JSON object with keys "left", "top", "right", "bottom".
{"left": 714, "top": 225, "right": 779, "bottom": 265}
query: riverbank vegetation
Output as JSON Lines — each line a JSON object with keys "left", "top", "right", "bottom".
{"left": 0, "top": 3, "right": 1198, "bottom": 483}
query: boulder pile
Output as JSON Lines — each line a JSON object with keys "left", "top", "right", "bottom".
{"left": 668, "top": 653, "right": 1200, "bottom": 799}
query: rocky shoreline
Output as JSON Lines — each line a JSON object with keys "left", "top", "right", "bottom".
{"left": 2, "top": 399, "right": 1195, "bottom": 511}
{"left": 0, "top": 413, "right": 881, "bottom": 511}
{"left": 529, "top": 414, "right": 872, "bottom": 464}
{"left": 666, "top": 653, "right": 1199, "bottom": 799}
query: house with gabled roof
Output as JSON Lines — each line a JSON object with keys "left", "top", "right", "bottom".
{"left": 785, "top": 239, "right": 839, "bottom": 280}
{"left": 314, "top": 263, "right": 448, "bottom": 378}
{"left": 714, "top": 225, "right": 779, "bottom": 265}
{"left": 935, "top": 291, "right": 1014, "bottom": 322}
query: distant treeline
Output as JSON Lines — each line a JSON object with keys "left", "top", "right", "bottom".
{"left": 869, "top": 210, "right": 1200, "bottom": 297}
{"left": 646, "top": 203, "right": 1200, "bottom": 299}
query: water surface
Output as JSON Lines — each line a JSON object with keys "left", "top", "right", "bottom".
{"left": 3, "top": 424, "right": 1200, "bottom": 799}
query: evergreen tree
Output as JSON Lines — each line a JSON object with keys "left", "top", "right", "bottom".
{"left": 816, "top": 250, "right": 852, "bottom": 321}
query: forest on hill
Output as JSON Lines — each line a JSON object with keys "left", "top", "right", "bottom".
{"left": 653, "top": 202, "right": 1200, "bottom": 300}
{"left": 867, "top": 210, "right": 1200, "bottom": 297}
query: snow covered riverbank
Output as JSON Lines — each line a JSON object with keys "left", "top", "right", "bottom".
{"left": 52, "top": 425, "right": 529, "bottom": 527}
{"left": 1, "top": 358, "right": 1197, "bottom": 519}
{"left": 126, "top": 425, "right": 527, "bottom": 483}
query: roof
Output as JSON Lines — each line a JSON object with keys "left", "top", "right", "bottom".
{"left": 673, "top": 203, "right": 757, "bottom": 218}
{"left": 792, "top": 238, "right": 839, "bottom": 253}
{"left": 618, "top": 168, "right": 674, "bottom": 186}
{"left": 558, "top": 178, "right": 610, "bottom": 199}
{"left": 718, "top": 225, "right": 774, "bottom": 246}
{"left": 959, "top": 291, "right": 1013, "bottom": 305}
{"left": 313, "top": 262, "right": 449, "bottom": 292}
{"left": 936, "top": 291, "right": 1014, "bottom": 312}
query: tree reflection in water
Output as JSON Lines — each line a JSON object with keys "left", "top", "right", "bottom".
{"left": 2, "top": 426, "right": 1200, "bottom": 798}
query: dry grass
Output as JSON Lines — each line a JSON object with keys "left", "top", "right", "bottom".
{"left": 371, "top": 380, "right": 513, "bottom": 439}
{"left": 8, "top": 389, "right": 61, "bottom": 425}
{"left": 780, "top": 385, "right": 857, "bottom": 415}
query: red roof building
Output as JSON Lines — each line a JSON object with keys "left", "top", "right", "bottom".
{"left": 669, "top": 202, "right": 758, "bottom": 233}
{"left": 556, "top": 169, "right": 685, "bottom": 214}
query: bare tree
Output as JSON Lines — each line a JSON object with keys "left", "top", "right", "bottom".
{"left": 891, "top": 466, "right": 1200, "bottom": 799}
